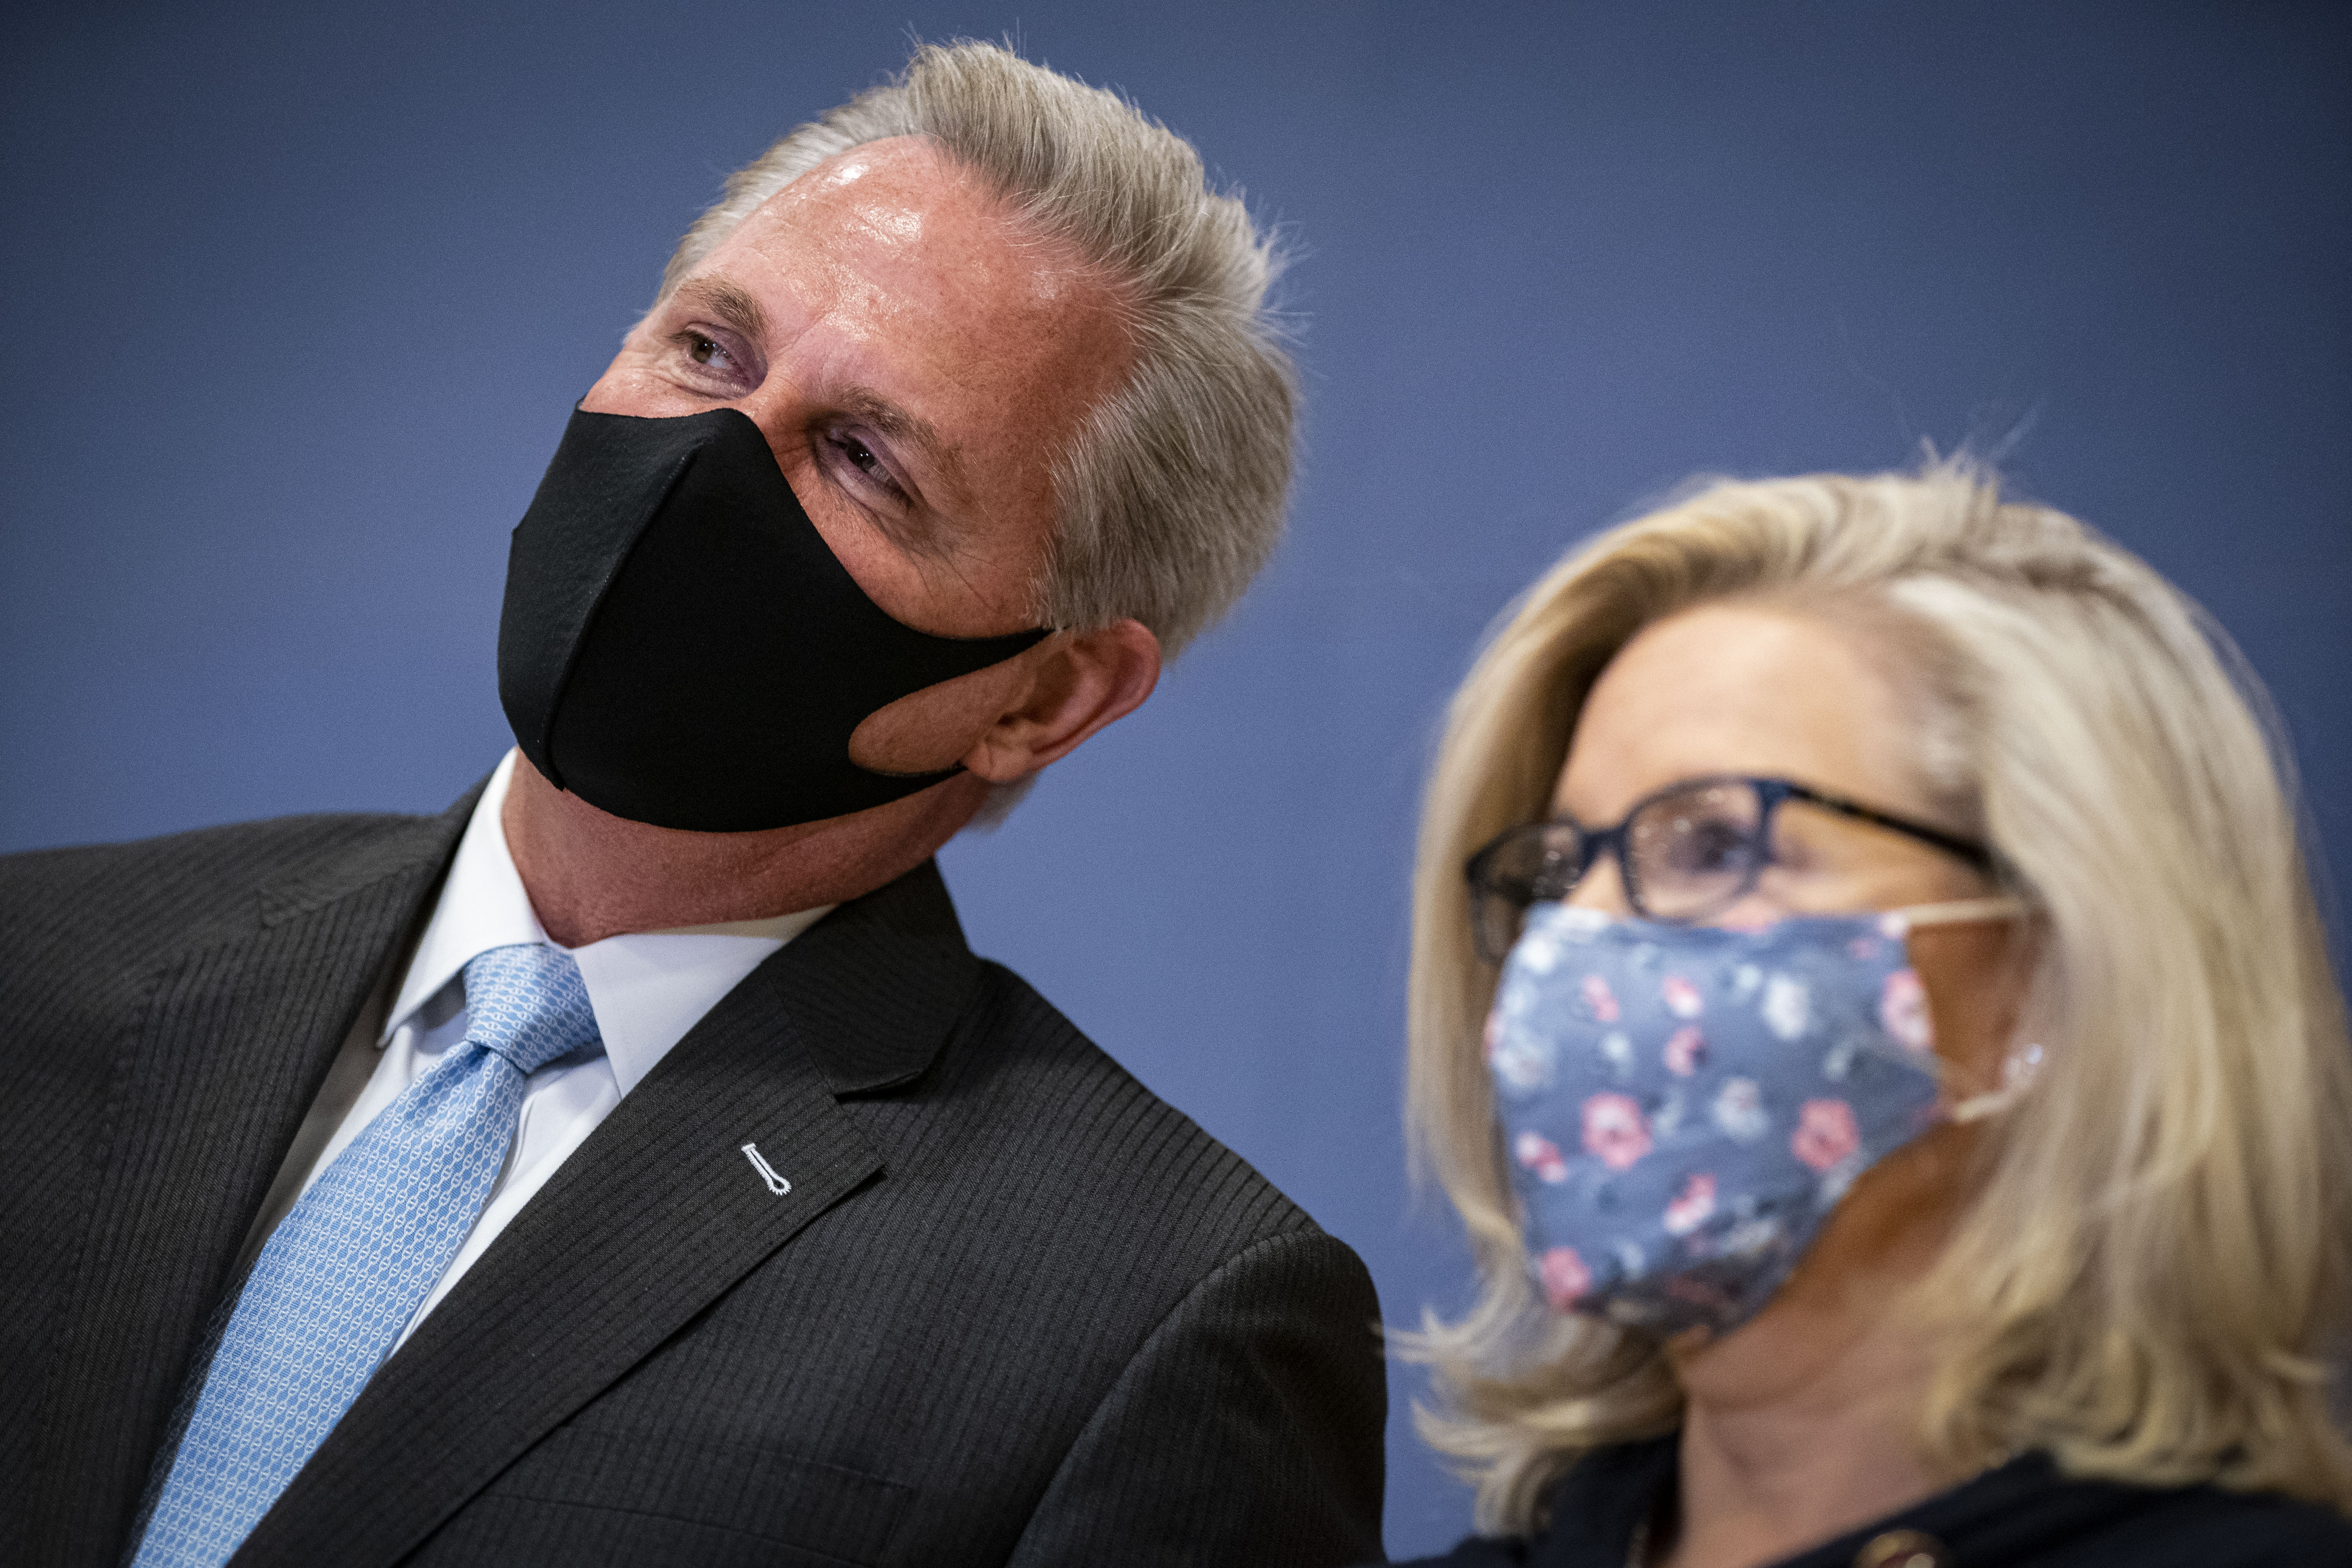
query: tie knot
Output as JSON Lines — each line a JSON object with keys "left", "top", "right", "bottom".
{"left": 459, "top": 944, "right": 601, "bottom": 1074}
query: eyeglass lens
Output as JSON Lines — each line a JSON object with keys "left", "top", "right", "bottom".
{"left": 1624, "top": 779, "right": 1768, "bottom": 920}
{"left": 1471, "top": 821, "right": 1580, "bottom": 961}
{"left": 1472, "top": 779, "right": 1775, "bottom": 958}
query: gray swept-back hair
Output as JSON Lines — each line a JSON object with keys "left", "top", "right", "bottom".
{"left": 661, "top": 39, "right": 1296, "bottom": 660}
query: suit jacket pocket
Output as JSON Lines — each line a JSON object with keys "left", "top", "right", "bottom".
{"left": 432, "top": 1425, "right": 913, "bottom": 1567}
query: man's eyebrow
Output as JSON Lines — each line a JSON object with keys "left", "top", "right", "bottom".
{"left": 670, "top": 277, "right": 769, "bottom": 344}
{"left": 837, "top": 387, "right": 968, "bottom": 503}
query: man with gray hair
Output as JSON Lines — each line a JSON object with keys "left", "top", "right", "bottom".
{"left": 0, "top": 41, "right": 1385, "bottom": 1568}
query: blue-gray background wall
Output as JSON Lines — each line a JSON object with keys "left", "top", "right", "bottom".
{"left": 5, "top": 0, "right": 2347, "bottom": 1552}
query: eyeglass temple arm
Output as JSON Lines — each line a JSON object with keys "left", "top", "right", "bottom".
{"left": 1779, "top": 782, "right": 1994, "bottom": 869}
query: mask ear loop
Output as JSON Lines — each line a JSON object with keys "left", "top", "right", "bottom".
{"left": 1878, "top": 896, "right": 2038, "bottom": 1122}
{"left": 1949, "top": 1042, "right": 2044, "bottom": 1122}
{"left": 1876, "top": 895, "right": 2029, "bottom": 936}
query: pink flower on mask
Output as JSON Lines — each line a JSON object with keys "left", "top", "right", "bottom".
{"left": 1879, "top": 968, "right": 1934, "bottom": 1054}
{"left": 1581, "top": 973, "right": 1620, "bottom": 1022}
{"left": 1791, "top": 1098, "right": 1860, "bottom": 1172}
{"left": 1539, "top": 1245, "right": 1593, "bottom": 1309}
{"left": 1663, "top": 1172, "right": 1717, "bottom": 1237}
{"left": 1514, "top": 1130, "right": 1569, "bottom": 1184}
{"left": 1661, "top": 975, "right": 1704, "bottom": 1018}
{"left": 1663, "top": 1025, "right": 1707, "bottom": 1078}
{"left": 1581, "top": 1091, "right": 1651, "bottom": 1171}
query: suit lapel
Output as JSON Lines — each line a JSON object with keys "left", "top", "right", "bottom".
{"left": 34, "top": 803, "right": 469, "bottom": 1568}
{"left": 236, "top": 860, "right": 980, "bottom": 1568}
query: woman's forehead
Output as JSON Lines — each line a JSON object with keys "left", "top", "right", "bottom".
{"left": 1553, "top": 602, "right": 1930, "bottom": 820}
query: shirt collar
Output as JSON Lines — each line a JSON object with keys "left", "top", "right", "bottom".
{"left": 384, "top": 750, "right": 832, "bottom": 1096}
{"left": 385, "top": 750, "right": 544, "bottom": 1037}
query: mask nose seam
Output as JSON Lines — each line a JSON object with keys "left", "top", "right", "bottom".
{"left": 535, "top": 446, "right": 703, "bottom": 792}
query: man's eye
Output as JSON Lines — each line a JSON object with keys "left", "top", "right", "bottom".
{"left": 827, "top": 432, "right": 903, "bottom": 498}
{"left": 669, "top": 329, "right": 742, "bottom": 376}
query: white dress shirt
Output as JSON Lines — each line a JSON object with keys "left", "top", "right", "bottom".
{"left": 285, "top": 750, "right": 831, "bottom": 1351}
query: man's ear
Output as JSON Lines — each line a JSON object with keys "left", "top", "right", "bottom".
{"left": 963, "top": 619, "right": 1161, "bottom": 784}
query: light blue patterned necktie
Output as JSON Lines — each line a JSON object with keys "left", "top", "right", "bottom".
{"left": 134, "top": 943, "right": 601, "bottom": 1568}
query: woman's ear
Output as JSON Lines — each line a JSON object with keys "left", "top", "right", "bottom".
{"left": 1909, "top": 915, "right": 2038, "bottom": 1102}
{"left": 964, "top": 619, "right": 1161, "bottom": 783}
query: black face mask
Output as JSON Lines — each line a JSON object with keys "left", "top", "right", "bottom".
{"left": 497, "top": 406, "right": 1051, "bottom": 832}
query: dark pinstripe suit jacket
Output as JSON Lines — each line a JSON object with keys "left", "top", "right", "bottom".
{"left": 0, "top": 792, "right": 1387, "bottom": 1566}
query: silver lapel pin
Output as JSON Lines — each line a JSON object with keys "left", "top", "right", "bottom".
{"left": 740, "top": 1142, "right": 791, "bottom": 1196}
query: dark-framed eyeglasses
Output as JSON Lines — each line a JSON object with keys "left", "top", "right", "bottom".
{"left": 1463, "top": 774, "right": 1995, "bottom": 962}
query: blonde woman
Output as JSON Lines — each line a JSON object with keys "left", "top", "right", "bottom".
{"left": 1388, "top": 464, "right": 2352, "bottom": 1567}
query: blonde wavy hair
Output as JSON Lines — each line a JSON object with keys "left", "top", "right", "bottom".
{"left": 1401, "top": 460, "right": 2352, "bottom": 1532}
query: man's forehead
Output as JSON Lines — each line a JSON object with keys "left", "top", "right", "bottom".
{"left": 795, "top": 139, "right": 950, "bottom": 225}
{"left": 717, "top": 140, "right": 984, "bottom": 269}
{"left": 696, "top": 138, "right": 1106, "bottom": 319}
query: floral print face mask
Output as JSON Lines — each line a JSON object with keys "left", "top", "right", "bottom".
{"left": 1485, "top": 897, "right": 2026, "bottom": 1338}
